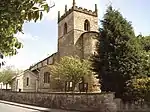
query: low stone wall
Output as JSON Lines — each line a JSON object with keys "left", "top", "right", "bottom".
{"left": 114, "top": 99, "right": 150, "bottom": 112}
{"left": 0, "top": 90, "right": 117, "bottom": 112}
{"left": 0, "top": 90, "right": 149, "bottom": 112}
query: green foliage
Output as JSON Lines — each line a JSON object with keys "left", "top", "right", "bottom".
{"left": 137, "top": 35, "right": 150, "bottom": 77}
{"left": 51, "top": 56, "right": 100, "bottom": 92}
{"left": 92, "top": 6, "right": 146, "bottom": 98}
{"left": 0, "top": 0, "right": 52, "bottom": 57}
{"left": 0, "top": 67, "right": 17, "bottom": 85}
{"left": 139, "top": 35, "right": 150, "bottom": 52}
{"left": 124, "top": 77, "right": 150, "bottom": 102}
{"left": 140, "top": 51, "right": 150, "bottom": 77}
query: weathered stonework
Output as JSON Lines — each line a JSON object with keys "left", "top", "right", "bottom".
{"left": 0, "top": 91, "right": 117, "bottom": 112}
{"left": 1, "top": 90, "right": 150, "bottom": 112}
{"left": 58, "top": 4, "right": 98, "bottom": 59}
{"left": 23, "top": 70, "right": 38, "bottom": 92}
{"left": 12, "top": 70, "right": 38, "bottom": 92}
{"left": 73, "top": 11, "right": 98, "bottom": 44}
{"left": 12, "top": 0, "right": 100, "bottom": 93}
{"left": 75, "top": 31, "right": 99, "bottom": 60}
{"left": 58, "top": 4, "right": 98, "bottom": 23}
{"left": 38, "top": 66, "right": 51, "bottom": 93}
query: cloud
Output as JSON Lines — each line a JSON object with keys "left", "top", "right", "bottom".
{"left": 4, "top": 50, "right": 30, "bottom": 70}
{"left": 43, "top": 0, "right": 100, "bottom": 21}
{"left": 3, "top": 33, "right": 41, "bottom": 70}
{"left": 15, "top": 32, "right": 39, "bottom": 43}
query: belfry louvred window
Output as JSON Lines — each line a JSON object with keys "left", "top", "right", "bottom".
{"left": 84, "top": 20, "right": 90, "bottom": 31}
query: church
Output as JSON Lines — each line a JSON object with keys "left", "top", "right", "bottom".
{"left": 11, "top": 0, "right": 99, "bottom": 92}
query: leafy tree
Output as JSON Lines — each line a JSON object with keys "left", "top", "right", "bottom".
{"left": 0, "top": 67, "right": 18, "bottom": 89}
{"left": 139, "top": 35, "right": 150, "bottom": 52}
{"left": 137, "top": 35, "right": 150, "bottom": 76}
{"left": 124, "top": 77, "right": 150, "bottom": 102}
{"left": 92, "top": 6, "right": 145, "bottom": 98}
{"left": 140, "top": 51, "right": 150, "bottom": 77}
{"left": 50, "top": 56, "right": 100, "bottom": 92}
{"left": 0, "top": 0, "right": 54, "bottom": 59}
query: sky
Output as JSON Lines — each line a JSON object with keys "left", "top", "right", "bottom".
{"left": 3, "top": 0, "right": 150, "bottom": 70}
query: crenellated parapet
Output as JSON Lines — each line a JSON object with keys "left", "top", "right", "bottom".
{"left": 58, "top": 0, "right": 98, "bottom": 23}
{"left": 74, "top": 5, "right": 97, "bottom": 16}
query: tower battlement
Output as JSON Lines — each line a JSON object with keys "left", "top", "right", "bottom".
{"left": 58, "top": 1, "right": 98, "bottom": 23}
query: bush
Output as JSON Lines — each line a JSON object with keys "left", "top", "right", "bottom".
{"left": 124, "top": 77, "right": 150, "bottom": 102}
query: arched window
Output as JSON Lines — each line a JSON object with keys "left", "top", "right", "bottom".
{"left": 44, "top": 72, "right": 50, "bottom": 83}
{"left": 26, "top": 77, "right": 29, "bottom": 86}
{"left": 84, "top": 20, "right": 90, "bottom": 31}
{"left": 64, "top": 23, "right": 67, "bottom": 35}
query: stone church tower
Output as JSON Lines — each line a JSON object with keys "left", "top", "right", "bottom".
{"left": 12, "top": 0, "right": 100, "bottom": 93}
{"left": 58, "top": 0, "right": 99, "bottom": 60}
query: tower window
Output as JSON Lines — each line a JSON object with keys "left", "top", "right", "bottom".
{"left": 84, "top": 20, "right": 90, "bottom": 31}
{"left": 64, "top": 23, "right": 67, "bottom": 35}
{"left": 44, "top": 72, "right": 50, "bottom": 83}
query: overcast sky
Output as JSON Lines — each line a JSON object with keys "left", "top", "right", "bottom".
{"left": 3, "top": 0, "right": 150, "bottom": 70}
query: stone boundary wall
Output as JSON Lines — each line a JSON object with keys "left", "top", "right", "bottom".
{"left": 0, "top": 90, "right": 117, "bottom": 112}
{"left": 0, "top": 90, "right": 150, "bottom": 112}
{"left": 114, "top": 98, "right": 150, "bottom": 112}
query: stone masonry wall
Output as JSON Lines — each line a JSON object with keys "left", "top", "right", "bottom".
{"left": 0, "top": 90, "right": 150, "bottom": 112}
{"left": 58, "top": 8, "right": 98, "bottom": 60}
{"left": 115, "top": 98, "right": 150, "bottom": 112}
{"left": 82, "top": 32, "right": 98, "bottom": 59}
{"left": 38, "top": 66, "right": 51, "bottom": 93}
{"left": 23, "top": 71, "right": 37, "bottom": 92}
{"left": 0, "top": 90, "right": 117, "bottom": 112}
{"left": 73, "top": 11, "right": 98, "bottom": 44}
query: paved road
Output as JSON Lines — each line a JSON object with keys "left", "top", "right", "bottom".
{"left": 0, "top": 102, "right": 42, "bottom": 112}
{"left": 0, "top": 102, "right": 79, "bottom": 112}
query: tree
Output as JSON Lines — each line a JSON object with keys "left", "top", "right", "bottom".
{"left": 0, "top": 0, "right": 54, "bottom": 58}
{"left": 140, "top": 51, "right": 150, "bottom": 77}
{"left": 92, "top": 6, "right": 145, "bottom": 98}
{"left": 124, "top": 77, "right": 150, "bottom": 102}
{"left": 0, "top": 67, "right": 18, "bottom": 89}
{"left": 50, "top": 56, "right": 100, "bottom": 92}
{"left": 136, "top": 35, "right": 150, "bottom": 77}
{"left": 139, "top": 35, "right": 150, "bottom": 52}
